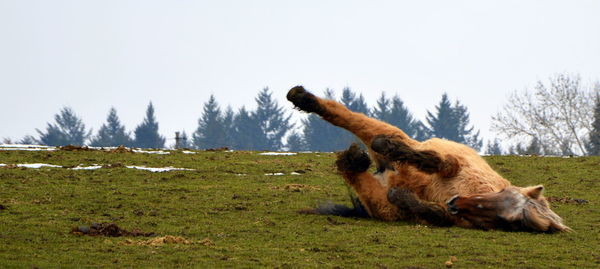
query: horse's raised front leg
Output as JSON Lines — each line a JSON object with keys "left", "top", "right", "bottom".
{"left": 371, "top": 135, "right": 461, "bottom": 178}
{"left": 287, "top": 86, "right": 418, "bottom": 148}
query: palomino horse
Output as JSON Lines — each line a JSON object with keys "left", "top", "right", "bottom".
{"left": 287, "top": 86, "right": 569, "bottom": 233}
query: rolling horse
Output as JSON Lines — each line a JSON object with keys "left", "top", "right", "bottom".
{"left": 287, "top": 86, "right": 570, "bottom": 233}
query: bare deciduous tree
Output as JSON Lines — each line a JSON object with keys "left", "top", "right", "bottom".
{"left": 492, "top": 74, "right": 598, "bottom": 155}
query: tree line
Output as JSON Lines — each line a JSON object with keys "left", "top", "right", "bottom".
{"left": 6, "top": 73, "right": 600, "bottom": 155}
{"left": 6, "top": 87, "right": 482, "bottom": 152}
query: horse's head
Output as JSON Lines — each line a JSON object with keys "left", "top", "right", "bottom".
{"left": 446, "top": 185, "right": 570, "bottom": 232}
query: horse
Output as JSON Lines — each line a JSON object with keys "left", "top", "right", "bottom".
{"left": 287, "top": 86, "right": 570, "bottom": 233}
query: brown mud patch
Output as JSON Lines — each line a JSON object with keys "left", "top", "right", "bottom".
{"left": 206, "top": 147, "right": 230, "bottom": 152}
{"left": 109, "top": 145, "right": 133, "bottom": 153}
{"left": 60, "top": 145, "right": 95, "bottom": 151}
{"left": 270, "top": 184, "right": 321, "bottom": 192}
{"left": 71, "top": 222, "right": 154, "bottom": 237}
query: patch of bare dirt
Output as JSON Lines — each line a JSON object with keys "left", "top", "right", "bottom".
{"left": 121, "top": 235, "right": 198, "bottom": 246}
{"left": 60, "top": 145, "right": 94, "bottom": 151}
{"left": 270, "top": 184, "right": 321, "bottom": 192}
{"left": 547, "top": 196, "right": 589, "bottom": 205}
{"left": 0, "top": 164, "right": 18, "bottom": 169}
{"left": 205, "top": 147, "right": 230, "bottom": 152}
{"left": 109, "top": 145, "right": 133, "bottom": 153}
{"left": 71, "top": 222, "right": 154, "bottom": 237}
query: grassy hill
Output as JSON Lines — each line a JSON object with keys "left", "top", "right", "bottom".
{"left": 0, "top": 148, "right": 598, "bottom": 268}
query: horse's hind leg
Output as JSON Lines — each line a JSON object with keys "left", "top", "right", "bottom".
{"left": 387, "top": 187, "right": 454, "bottom": 227}
{"left": 287, "top": 86, "right": 418, "bottom": 148}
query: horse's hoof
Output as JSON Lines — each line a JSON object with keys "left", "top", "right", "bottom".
{"left": 287, "top": 86, "right": 323, "bottom": 114}
{"left": 387, "top": 187, "right": 415, "bottom": 209}
{"left": 335, "top": 143, "right": 371, "bottom": 173}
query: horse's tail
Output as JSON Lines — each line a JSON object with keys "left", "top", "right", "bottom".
{"left": 297, "top": 195, "right": 370, "bottom": 218}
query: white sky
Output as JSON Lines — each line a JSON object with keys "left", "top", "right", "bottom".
{"left": 1, "top": 0, "right": 599, "bottom": 147}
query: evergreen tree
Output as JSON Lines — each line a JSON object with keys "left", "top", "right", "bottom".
{"left": 586, "top": 94, "right": 600, "bottom": 155}
{"left": 193, "top": 95, "right": 227, "bottom": 149}
{"left": 523, "top": 137, "right": 542, "bottom": 155}
{"left": 485, "top": 139, "right": 503, "bottom": 155}
{"left": 18, "top": 135, "right": 37, "bottom": 145}
{"left": 37, "top": 107, "right": 91, "bottom": 146}
{"left": 372, "top": 92, "right": 391, "bottom": 121}
{"left": 222, "top": 106, "right": 235, "bottom": 147}
{"left": 389, "top": 96, "right": 425, "bottom": 139}
{"left": 343, "top": 88, "right": 369, "bottom": 115}
{"left": 231, "top": 106, "right": 263, "bottom": 150}
{"left": 286, "top": 131, "right": 307, "bottom": 152}
{"left": 560, "top": 139, "right": 574, "bottom": 156}
{"left": 252, "top": 88, "right": 293, "bottom": 151}
{"left": 426, "top": 93, "right": 483, "bottom": 150}
{"left": 90, "top": 107, "right": 132, "bottom": 147}
{"left": 133, "top": 102, "right": 165, "bottom": 149}
{"left": 426, "top": 94, "right": 458, "bottom": 140}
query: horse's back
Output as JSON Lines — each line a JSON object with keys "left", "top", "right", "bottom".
{"left": 417, "top": 138, "right": 511, "bottom": 202}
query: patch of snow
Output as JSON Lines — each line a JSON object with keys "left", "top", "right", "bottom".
{"left": 0, "top": 164, "right": 5, "bottom": 167}
{"left": 71, "top": 165, "right": 103, "bottom": 170}
{"left": 235, "top": 173, "right": 247, "bottom": 176}
{"left": 0, "top": 144, "right": 53, "bottom": 148}
{"left": 259, "top": 152, "right": 297, "bottom": 156}
{"left": 264, "top": 172, "right": 286, "bottom": 176}
{"left": 132, "top": 149, "right": 171, "bottom": 155}
{"left": 181, "top": 151, "right": 196, "bottom": 154}
{"left": 265, "top": 172, "right": 303, "bottom": 176}
{"left": 0, "top": 144, "right": 57, "bottom": 151}
{"left": 126, "top": 165, "right": 194, "bottom": 172}
{"left": 0, "top": 147, "right": 56, "bottom": 151}
{"left": 17, "top": 163, "right": 62, "bottom": 169}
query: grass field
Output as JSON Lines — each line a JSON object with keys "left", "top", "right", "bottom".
{"left": 0, "top": 148, "right": 599, "bottom": 268}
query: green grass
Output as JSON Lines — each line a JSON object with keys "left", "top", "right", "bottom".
{"left": 0, "top": 149, "right": 599, "bottom": 268}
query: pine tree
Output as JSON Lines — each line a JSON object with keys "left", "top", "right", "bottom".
{"left": 18, "top": 135, "right": 37, "bottom": 145}
{"left": 231, "top": 106, "right": 262, "bottom": 150}
{"left": 523, "top": 137, "right": 542, "bottom": 155}
{"left": 426, "top": 93, "right": 483, "bottom": 150}
{"left": 485, "top": 139, "right": 503, "bottom": 155}
{"left": 37, "top": 107, "right": 91, "bottom": 146}
{"left": 286, "top": 131, "right": 307, "bottom": 152}
{"left": 344, "top": 89, "right": 369, "bottom": 115}
{"left": 133, "top": 102, "right": 165, "bottom": 149}
{"left": 372, "top": 92, "right": 391, "bottom": 121}
{"left": 586, "top": 94, "right": 600, "bottom": 155}
{"left": 222, "top": 106, "right": 235, "bottom": 147}
{"left": 252, "top": 88, "right": 293, "bottom": 151}
{"left": 426, "top": 94, "right": 458, "bottom": 141}
{"left": 90, "top": 108, "right": 132, "bottom": 147}
{"left": 192, "top": 95, "right": 227, "bottom": 149}
{"left": 389, "top": 95, "right": 424, "bottom": 139}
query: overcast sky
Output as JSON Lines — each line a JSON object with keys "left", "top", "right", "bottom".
{"left": 1, "top": 0, "right": 599, "bottom": 147}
